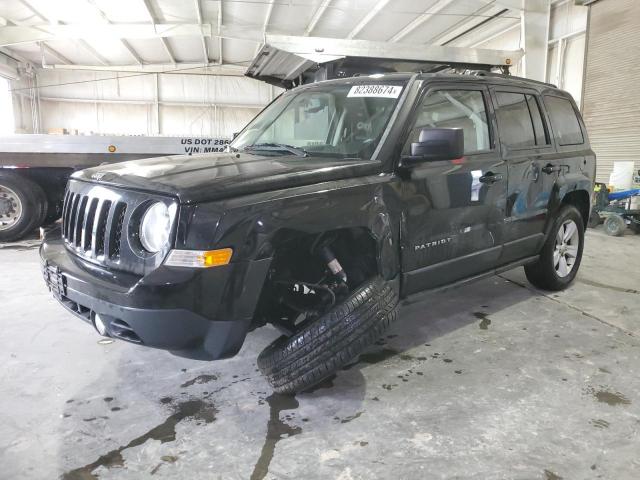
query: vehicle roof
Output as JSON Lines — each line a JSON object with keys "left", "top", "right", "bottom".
{"left": 421, "top": 72, "right": 559, "bottom": 91}
{"left": 297, "top": 71, "right": 565, "bottom": 96}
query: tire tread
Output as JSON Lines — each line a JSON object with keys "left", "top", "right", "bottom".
{"left": 257, "top": 277, "right": 399, "bottom": 394}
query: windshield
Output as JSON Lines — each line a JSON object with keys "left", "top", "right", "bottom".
{"left": 231, "top": 82, "right": 406, "bottom": 159}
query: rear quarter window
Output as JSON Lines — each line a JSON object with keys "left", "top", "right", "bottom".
{"left": 543, "top": 95, "right": 584, "bottom": 146}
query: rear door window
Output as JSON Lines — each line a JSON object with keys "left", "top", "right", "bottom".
{"left": 543, "top": 96, "right": 584, "bottom": 146}
{"left": 495, "top": 92, "right": 536, "bottom": 148}
{"left": 526, "top": 94, "right": 549, "bottom": 146}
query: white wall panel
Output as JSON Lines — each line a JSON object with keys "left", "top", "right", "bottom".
{"left": 218, "top": 107, "right": 264, "bottom": 137}
{"left": 563, "top": 33, "right": 585, "bottom": 107}
{"left": 36, "top": 70, "right": 156, "bottom": 102}
{"left": 39, "top": 100, "right": 98, "bottom": 133}
{"left": 160, "top": 105, "right": 214, "bottom": 137}
{"left": 549, "top": 1, "right": 588, "bottom": 41}
{"left": 15, "top": 69, "right": 273, "bottom": 137}
{"left": 95, "top": 104, "right": 151, "bottom": 136}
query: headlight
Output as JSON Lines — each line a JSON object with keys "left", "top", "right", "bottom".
{"left": 139, "top": 202, "right": 172, "bottom": 253}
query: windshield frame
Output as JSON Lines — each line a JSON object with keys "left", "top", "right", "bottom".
{"left": 229, "top": 76, "right": 412, "bottom": 162}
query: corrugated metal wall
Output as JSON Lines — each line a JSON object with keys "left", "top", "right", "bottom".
{"left": 582, "top": 0, "right": 640, "bottom": 183}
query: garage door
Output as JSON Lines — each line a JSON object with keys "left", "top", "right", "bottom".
{"left": 582, "top": 0, "right": 640, "bottom": 183}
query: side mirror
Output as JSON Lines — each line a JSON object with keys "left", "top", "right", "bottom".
{"left": 402, "top": 128, "right": 464, "bottom": 166}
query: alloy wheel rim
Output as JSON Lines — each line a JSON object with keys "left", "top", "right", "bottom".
{"left": 553, "top": 219, "right": 579, "bottom": 277}
{"left": 0, "top": 185, "right": 23, "bottom": 231}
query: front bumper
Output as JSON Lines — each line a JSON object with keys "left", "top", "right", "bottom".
{"left": 40, "top": 228, "right": 271, "bottom": 360}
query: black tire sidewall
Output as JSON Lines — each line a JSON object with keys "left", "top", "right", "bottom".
{"left": 545, "top": 206, "right": 585, "bottom": 288}
{"left": 0, "top": 173, "right": 45, "bottom": 242}
{"left": 257, "top": 277, "right": 398, "bottom": 393}
{"left": 587, "top": 211, "right": 601, "bottom": 228}
{"left": 604, "top": 215, "right": 626, "bottom": 236}
{"left": 525, "top": 205, "right": 585, "bottom": 291}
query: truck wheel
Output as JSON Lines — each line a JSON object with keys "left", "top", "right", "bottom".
{"left": 0, "top": 172, "right": 48, "bottom": 242}
{"left": 257, "top": 277, "right": 399, "bottom": 394}
{"left": 630, "top": 221, "right": 640, "bottom": 234}
{"left": 524, "top": 205, "right": 584, "bottom": 291}
{"left": 603, "top": 215, "right": 626, "bottom": 236}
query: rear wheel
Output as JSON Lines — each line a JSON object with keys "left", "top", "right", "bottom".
{"left": 524, "top": 205, "right": 584, "bottom": 291}
{"left": 0, "top": 172, "right": 47, "bottom": 242}
{"left": 257, "top": 277, "right": 399, "bottom": 394}
{"left": 604, "top": 215, "right": 626, "bottom": 236}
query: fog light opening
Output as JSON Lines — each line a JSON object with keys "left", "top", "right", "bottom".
{"left": 93, "top": 313, "right": 109, "bottom": 337}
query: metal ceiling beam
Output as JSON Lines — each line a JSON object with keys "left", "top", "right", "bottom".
{"left": 8, "top": 23, "right": 71, "bottom": 65}
{"left": 443, "top": 8, "right": 510, "bottom": 46}
{"left": 346, "top": 0, "right": 390, "bottom": 39}
{"left": 263, "top": 34, "right": 522, "bottom": 66}
{"left": 14, "top": 0, "right": 73, "bottom": 66}
{"left": 493, "top": 0, "right": 524, "bottom": 11}
{"left": 85, "top": 0, "right": 143, "bottom": 65}
{"left": 194, "top": 0, "right": 209, "bottom": 64}
{"left": 0, "top": 48, "right": 22, "bottom": 78}
{"left": 304, "top": 0, "right": 332, "bottom": 36}
{"left": 42, "top": 62, "right": 247, "bottom": 76}
{"left": 389, "top": 0, "right": 457, "bottom": 43}
{"left": 40, "top": 42, "right": 72, "bottom": 64}
{"left": 254, "top": 0, "right": 276, "bottom": 56}
{"left": 0, "top": 46, "right": 31, "bottom": 65}
{"left": 427, "top": 3, "right": 497, "bottom": 45}
{"left": 0, "top": 24, "right": 212, "bottom": 46}
{"left": 77, "top": 40, "right": 110, "bottom": 65}
{"left": 469, "top": 20, "right": 520, "bottom": 47}
{"left": 141, "top": 0, "right": 176, "bottom": 65}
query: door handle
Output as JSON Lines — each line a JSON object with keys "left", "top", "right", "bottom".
{"left": 542, "top": 163, "right": 561, "bottom": 175}
{"left": 479, "top": 172, "right": 504, "bottom": 184}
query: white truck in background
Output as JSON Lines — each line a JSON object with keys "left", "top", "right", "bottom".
{"left": 0, "top": 135, "right": 229, "bottom": 241}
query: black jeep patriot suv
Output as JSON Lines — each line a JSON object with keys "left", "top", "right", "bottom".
{"left": 41, "top": 72, "right": 595, "bottom": 393}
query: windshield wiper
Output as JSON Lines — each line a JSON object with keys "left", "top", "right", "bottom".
{"left": 243, "top": 143, "right": 309, "bottom": 157}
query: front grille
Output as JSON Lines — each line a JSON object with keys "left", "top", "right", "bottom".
{"left": 62, "top": 190, "right": 128, "bottom": 261}
{"left": 110, "top": 203, "right": 127, "bottom": 260}
{"left": 60, "top": 180, "right": 176, "bottom": 275}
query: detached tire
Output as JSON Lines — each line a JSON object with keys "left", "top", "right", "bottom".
{"left": 0, "top": 171, "right": 47, "bottom": 242}
{"left": 524, "top": 204, "right": 584, "bottom": 291}
{"left": 257, "top": 277, "right": 399, "bottom": 394}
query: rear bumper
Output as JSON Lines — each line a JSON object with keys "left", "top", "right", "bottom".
{"left": 40, "top": 228, "right": 271, "bottom": 360}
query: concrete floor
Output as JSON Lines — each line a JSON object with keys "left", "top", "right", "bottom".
{"left": 1, "top": 228, "right": 639, "bottom": 480}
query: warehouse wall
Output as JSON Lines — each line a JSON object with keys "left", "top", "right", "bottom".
{"left": 8, "top": 2, "right": 589, "bottom": 137}
{"left": 0, "top": 77, "right": 14, "bottom": 134}
{"left": 464, "top": 0, "right": 588, "bottom": 108}
{"left": 11, "top": 69, "right": 277, "bottom": 138}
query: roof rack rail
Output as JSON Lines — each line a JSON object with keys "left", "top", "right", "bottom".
{"left": 431, "top": 67, "right": 557, "bottom": 88}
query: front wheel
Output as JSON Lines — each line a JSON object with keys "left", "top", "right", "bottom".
{"left": 524, "top": 205, "right": 585, "bottom": 291}
{"left": 257, "top": 277, "right": 399, "bottom": 394}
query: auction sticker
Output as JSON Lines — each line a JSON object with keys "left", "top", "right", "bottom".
{"left": 347, "top": 85, "right": 403, "bottom": 98}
